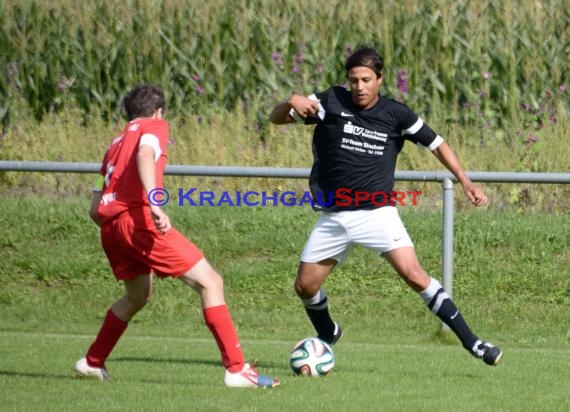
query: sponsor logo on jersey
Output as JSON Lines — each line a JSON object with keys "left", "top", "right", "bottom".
{"left": 101, "top": 192, "right": 117, "bottom": 206}
{"left": 343, "top": 122, "right": 388, "bottom": 142}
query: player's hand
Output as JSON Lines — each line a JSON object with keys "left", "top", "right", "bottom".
{"left": 290, "top": 95, "right": 321, "bottom": 118}
{"left": 150, "top": 205, "right": 172, "bottom": 233}
{"left": 463, "top": 184, "right": 487, "bottom": 207}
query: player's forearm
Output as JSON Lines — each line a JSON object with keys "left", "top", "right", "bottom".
{"left": 89, "top": 191, "right": 103, "bottom": 227}
{"left": 269, "top": 95, "right": 297, "bottom": 124}
{"left": 432, "top": 142, "right": 472, "bottom": 187}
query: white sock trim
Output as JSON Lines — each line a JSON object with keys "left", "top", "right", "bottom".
{"left": 301, "top": 288, "right": 327, "bottom": 308}
{"left": 419, "top": 277, "right": 443, "bottom": 305}
{"left": 430, "top": 291, "right": 450, "bottom": 314}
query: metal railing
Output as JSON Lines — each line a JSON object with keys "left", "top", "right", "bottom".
{"left": 2, "top": 160, "right": 569, "bottom": 329}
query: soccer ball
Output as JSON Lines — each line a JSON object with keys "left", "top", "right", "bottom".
{"left": 289, "top": 337, "right": 335, "bottom": 377}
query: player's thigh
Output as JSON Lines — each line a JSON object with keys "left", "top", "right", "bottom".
{"left": 301, "top": 214, "right": 350, "bottom": 264}
{"left": 146, "top": 228, "right": 205, "bottom": 278}
{"left": 383, "top": 246, "right": 430, "bottom": 291}
{"left": 101, "top": 220, "right": 152, "bottom": 280}
{"left": 350, "top": 207, "right": 413, "bottom": 253}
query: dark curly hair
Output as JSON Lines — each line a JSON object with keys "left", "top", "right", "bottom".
{"left": 122, "top": 84, "right": 165, "bottom": 120}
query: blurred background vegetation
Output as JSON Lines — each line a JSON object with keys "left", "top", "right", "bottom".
{"left": 0, "top": 0, "right": 568, "bottom": 209}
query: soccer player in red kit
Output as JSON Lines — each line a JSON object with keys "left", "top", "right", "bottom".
{"left": 74, "top": 84, "right": 279, "bottom": 388}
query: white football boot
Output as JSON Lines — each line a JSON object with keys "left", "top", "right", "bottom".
{"left": 224, "top": 363, "right": 279, "bottom": 388}
{"left": 74, "top": 357, "right": 111, "bottom": 381}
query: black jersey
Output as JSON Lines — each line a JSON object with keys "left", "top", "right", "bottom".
{"left": 302, "top": 86, "right": 440, "bottom": 212}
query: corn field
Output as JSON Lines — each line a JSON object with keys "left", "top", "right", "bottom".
{"left": 0, "top": 0, "right": 568, "bottom": 130}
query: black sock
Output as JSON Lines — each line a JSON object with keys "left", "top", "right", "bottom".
{"left": 421, "top": 278, "right": 478, "bottom": 351}
{"left": 302, "top": 290, "right": 335, "bottom": 342}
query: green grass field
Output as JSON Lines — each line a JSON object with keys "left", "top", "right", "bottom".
{"left": 1, "top": 331, "right": 569, "bottom": 411}
{"left": 1, "top": 196, "right": 569, "bottom": 411}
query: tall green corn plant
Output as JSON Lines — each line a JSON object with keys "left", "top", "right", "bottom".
{"left": 0, "top": 4, "right": 12, "bottom": 131}
{"left": 0, "top": 0, "right": 567, "bottom": 132}
{"left": 9, "top": 4, "right": 49, "bottom": 121}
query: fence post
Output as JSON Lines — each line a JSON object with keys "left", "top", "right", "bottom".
{"left": 441, "top": 177, "right": 455, "bottom": 332}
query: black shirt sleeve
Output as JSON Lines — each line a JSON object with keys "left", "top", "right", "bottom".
{"left": 395, "top": 102, "right": 438, "bottom": 148}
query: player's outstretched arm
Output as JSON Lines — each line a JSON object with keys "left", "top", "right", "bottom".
{"left": 432, "top": 141, "right": 487, "bottom": 207}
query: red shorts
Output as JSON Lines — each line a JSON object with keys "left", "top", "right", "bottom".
{"left": 101, "top": 209, "right": 204, "bottom": 281}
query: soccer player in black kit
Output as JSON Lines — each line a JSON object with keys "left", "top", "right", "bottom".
{"left": 269, "top": 46, "right": 502, "bottom": 366}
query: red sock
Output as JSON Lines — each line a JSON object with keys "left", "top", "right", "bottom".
{"left": 203, "top": 305, "right": 245, "bottom": 373}
{"left": 86, "top": 309, "right": 128, "bottom": 367}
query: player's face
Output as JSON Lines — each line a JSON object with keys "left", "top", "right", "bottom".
{"left": 347, "top": 67, "right": 382, "bottom": 109}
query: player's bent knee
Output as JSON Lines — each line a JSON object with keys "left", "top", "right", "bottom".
{"left": 207, "top": 270, "right": 224, "bottom": 290}
{"left": 127, "top": 294, "right": 151, "bottom": 310}
{"left": 401, "top": 268, "right": 430, "bottom": 290}
{"left": 195, "top": 268, "right": 225, "bottom": 292}
{"left": 294, "top": 277, "right": 319, "bottom": 298}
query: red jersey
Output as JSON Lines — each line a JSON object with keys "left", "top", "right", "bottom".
{"left": 97, "top": 118, "right": 169, "bottom": 222}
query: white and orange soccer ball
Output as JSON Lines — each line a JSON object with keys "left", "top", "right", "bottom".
{"left": 289, "top": 337, "right": 335, "bottom": 377}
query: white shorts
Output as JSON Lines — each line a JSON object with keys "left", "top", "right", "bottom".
{"left": 301, "top": 206, "right": 414, "bottom": 264}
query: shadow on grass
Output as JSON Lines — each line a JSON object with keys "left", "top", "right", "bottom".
{"left": 0, "top": 370, "right": 72, "bottom": 380}
{"left": 113, "top": 356, "right": 284, "bottom": 369}
{"left": 113, "top": 356, "right": 219, "bottom": 367}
